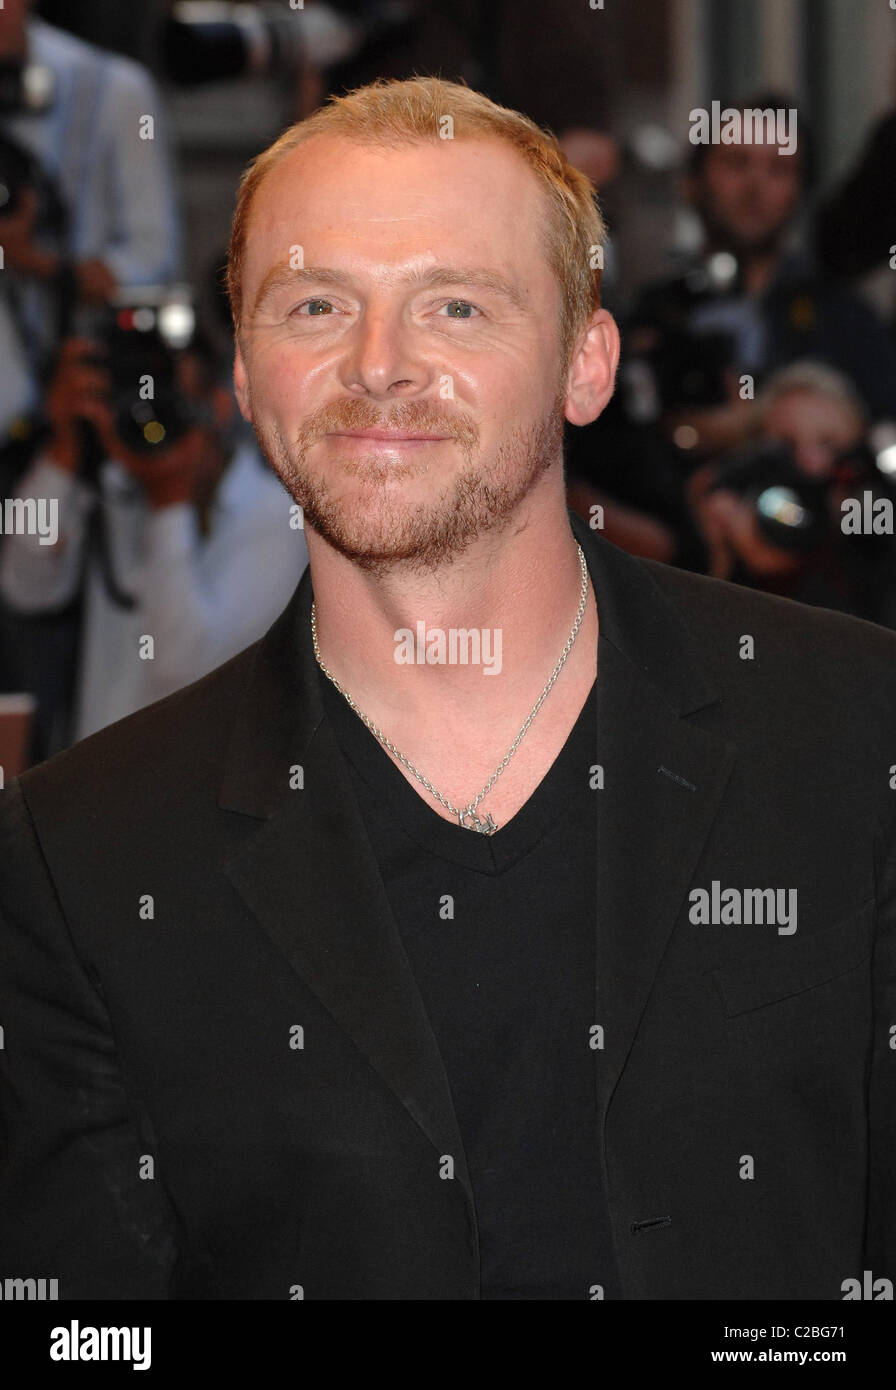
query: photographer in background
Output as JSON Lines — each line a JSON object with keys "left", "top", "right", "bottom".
{"left": 687, "top": 361, "right": 896, "bottom": 628}
{"left": 0, "top": 0, "right": 183, "bottom": 753}
{"left": 0, "top": 321, "right": 308, "bottom": 754}
{"left": 621, "top": 93, "right": 896, "bottom": 466}
{"left": 0, "top": 0, "right": 181, "bottom": 453}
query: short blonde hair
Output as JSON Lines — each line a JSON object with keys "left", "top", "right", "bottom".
{"left": 226, "top": 75, "right": 607, "bottom": 372}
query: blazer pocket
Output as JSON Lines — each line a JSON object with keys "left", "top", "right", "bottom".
{"left": 712, "top": 898, "right": 874, "bottom": 1018}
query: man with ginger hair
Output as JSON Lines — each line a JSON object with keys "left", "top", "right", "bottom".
{"left": 0, "top": 77, "right": 894, "bottom": 1301}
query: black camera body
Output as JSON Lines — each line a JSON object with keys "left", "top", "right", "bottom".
{"left": 706, "top": 436, "right": 892, "bottom": 554}
{"left": 706, "top": 439, "right": 830, "bottom": 552}
{"left": 80, "top": 292, "right": 199, "bottom": 471}
{"left": 621, "top": 253, "right": 744, "bottom": 421}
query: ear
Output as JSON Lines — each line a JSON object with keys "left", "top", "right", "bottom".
{"left": 233, "top": 338, "right": 252, "bottom": 423}
{"left": 564, "top": 309, "right": 621, "bottom": 427}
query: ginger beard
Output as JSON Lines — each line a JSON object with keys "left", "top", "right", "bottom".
{"left": 247, "top": 384, "right": 568, "bottom": 575}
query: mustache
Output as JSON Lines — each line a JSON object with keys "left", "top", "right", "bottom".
{"left": 300, "top": 398, "right": 478, "bottom": 445}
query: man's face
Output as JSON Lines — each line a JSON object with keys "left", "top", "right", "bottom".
{"left": 762, "top": 389, "right": 864, "bottom": 479}
{"left": 691, "top": 141, "right": 802, "bottom": 259}
{"left": 233, "top": 134, "right": 572, "bottom": 572}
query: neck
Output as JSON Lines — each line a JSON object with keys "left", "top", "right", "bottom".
{"left": 307, "top": 468, "right": 597, "bottom": 735}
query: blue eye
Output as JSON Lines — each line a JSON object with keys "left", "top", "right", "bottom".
{"left": 292, "top": 299, "right": 335, "bottom": 316}
{"left": 439, "top": 300, "right": 480, "bottom": 319}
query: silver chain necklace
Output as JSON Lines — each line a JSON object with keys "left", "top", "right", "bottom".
{"left": 311, "top": 542, "right": 589, "bottom": 835}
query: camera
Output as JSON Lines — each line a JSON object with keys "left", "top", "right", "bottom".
{"left": 706, "top": 439, "right": 829, "bottom": 552}
{"left": 81, "top": 288, "right": 200, "bottom": 465}
{"left": 705, "top": 434, "right": 896, "bottom": 554}
{"left": 620, "top": 252, "right": 743, "bottom": 422}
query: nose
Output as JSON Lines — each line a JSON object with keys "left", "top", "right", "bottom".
{"left": 342, "top": 301, "right": 432, "bottom": 399}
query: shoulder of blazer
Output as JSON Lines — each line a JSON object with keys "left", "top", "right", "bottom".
{"left": 631, "top": 558, "right": 896, "bottom": 836}
{"left": 638, "top": 554, "right": 896, "bottom": 683}
{"left": 14, "top": 637, "right": 266, "bottom": 836}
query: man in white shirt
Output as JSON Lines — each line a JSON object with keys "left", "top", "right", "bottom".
{"left": 0, "top": 335, "right": 308, "bottom": 747}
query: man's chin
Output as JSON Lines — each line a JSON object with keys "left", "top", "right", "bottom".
{"left": 257, "top": 406, "right": 563, "bottom": 571}
{"left": 293, "top": 470, "right": 450, "bottom": 552}
{"left": 299, "top": 500, "right": 472, "bottom": 573}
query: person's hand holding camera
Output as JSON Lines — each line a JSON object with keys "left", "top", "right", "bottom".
{"left": 104, "top": 425, "right": 208, "bottom": 512}
{"left": 688, "top": 468, "right": 802, "bottom": 579}
{"left": 44, "top": 338, "right": 206, "bottom": 510}
{"left": 44, "top": 338, "right": 114, "bottom": 474}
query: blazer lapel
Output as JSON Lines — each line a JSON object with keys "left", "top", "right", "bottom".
{"left": 568, "top": 511, "right": 738, "bottom": 1117}
{"left": 218, "top": 565, "right": 476, "bottom": 1207}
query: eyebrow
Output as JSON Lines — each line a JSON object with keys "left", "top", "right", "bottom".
{"left": 251, "top": 263, "right": 529, "bottom": 316}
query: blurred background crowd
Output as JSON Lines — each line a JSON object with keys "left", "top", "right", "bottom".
{"left": 2, "top": 0, "right": 896, "bottom": 771}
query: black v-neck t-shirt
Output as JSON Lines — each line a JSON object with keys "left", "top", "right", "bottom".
{"left": 318, "top": 660, "right": 620, "bottom": 1300}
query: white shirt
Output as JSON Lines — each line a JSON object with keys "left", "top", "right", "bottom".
{"left": 0, "top": 443, "right": 308, "bottom": 742}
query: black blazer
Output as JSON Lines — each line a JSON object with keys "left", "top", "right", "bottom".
{"left": 1, "top": 510, "right": 894, "bottom": 1300}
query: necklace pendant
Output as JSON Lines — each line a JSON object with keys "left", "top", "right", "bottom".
{"left": 458, "top": 808, "right": 499, "bottom": 835}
